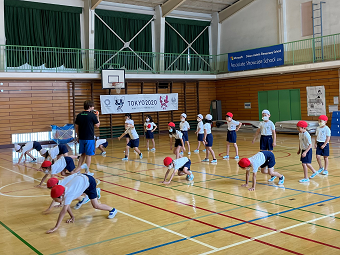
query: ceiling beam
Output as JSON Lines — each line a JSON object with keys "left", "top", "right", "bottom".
{"left": 91, "top": 0, "right": 103, "bottom": 10}
{"left": 162, "top": 0, "right": 187, "bottom": 17}
{"left": 219, "top": 0, "right": 255, "bottom": 23}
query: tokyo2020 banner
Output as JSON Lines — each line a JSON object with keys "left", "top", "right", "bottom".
{"left": 100, "top": 93, "right": 178, "bottom": 114}
{"left": 228, "top": 44, "right": 284, "bottom": 72}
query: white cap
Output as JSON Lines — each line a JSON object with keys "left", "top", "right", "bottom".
{"left": 40, "top": 148, "right": 47, "bottom": 156}
{"left": 14, "top": 144, "right": 21, "bottom": 151}
{"left": 197, "top": 114, "right": 203, "bottom": 119}
{"left": 205, "top": 114, "right": 213, "bottom": 120}
{"left": 181, "top": 113, "right": 187, "bottom": 118}
{"left": 262, "top": 109, "right": 270, "bottom": 115}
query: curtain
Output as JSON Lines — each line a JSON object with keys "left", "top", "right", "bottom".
{"left": 165, "top": 17, "right": 210, "bottom": 72}
{"left": 4, "top": 0, "right": 82, "bottom": 69}
{"left": 95, "top": 10, "right": 153, "bottom": 71}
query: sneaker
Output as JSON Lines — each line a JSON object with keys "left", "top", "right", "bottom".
{"left": 203, "top": 149, "right": 206, "bottom": 152}
{"left": 96, "top": 188, "right": 101, "bottom": 200}
{"left": 122, "top": 157, "right": 128, "bottom": 161}
{"left": 108, "top": 208, "right": 118, "bottom": 219}
{"left": 299, "top": 178, "right": 310, "bottom": 183}
{"left": 223, "top": 155, "right": 229, "bottom": 159}
{"left": 188, "top": 152, "right": 191, "bottom": 155}
{"left": 139, "top": 153, "right": 143, "bottom": 159}
{"left": 150, "top": 148, "right": 156, "bottom": 152}
{"left": 234, "top": 156, "right": 239, "bottom": 159}
{"left": 268, "top": 176, "right": 277, "bottom": 182}
{"left": 100, "top": 151, "right": 107, "bottom": 155}
{"left": 317, "top": 168, "right": 324, "bottom": 174}
{"left": 188, "top": 173, "right": 194, "bottom": 181}
{"left": 180, "top": 151, "right": 184, "bottom": 155}
{"left": 74, "top": 199, "right": 84, "bottom": 210}
{"left": 310, "top": 172, "right": 319, "bottom": 178}
{"left": 322, "top": 170, "right": 328, "bottom": 175}
{"left": 211, "top": 159, "right": 217, "bottom": 163}
{"left": 186, "top": 174, "right": 190, "bottom": 181}
{"left": 278, "top": 176, "right": 285, "bottom": 185}
{"left": 202, "top": 158, "right": 209, "bottom": 162}
{"left": 83, "top": 195, "right": 90, "bottom": 204}
{"left": 147, "top": 148, "right": 150, "bottom": 151}
{"left": 30, "top": 158, "right": 37, "bottom": 163}
{"left": 81, "top": 163, "right": 88, "bottom": 170}
{"left": 194, "top": 149, "right": 199, "bottom": 153}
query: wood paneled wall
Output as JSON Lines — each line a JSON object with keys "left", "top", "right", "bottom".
{"left": 198, "top": 81, "right": 217, "bottom": 116}
{"left": 216, "top": 69, "right": 340, "bottom": 121}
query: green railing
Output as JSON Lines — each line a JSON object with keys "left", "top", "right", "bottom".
{"left": 1, "top": 33, "right": 340, "bottom": 75}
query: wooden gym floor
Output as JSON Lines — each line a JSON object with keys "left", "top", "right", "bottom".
{"left": 1, "top": 130, "right": 340, "bottom": 255}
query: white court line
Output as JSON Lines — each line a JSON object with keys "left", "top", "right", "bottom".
{"left": 0, "top": 165, "right": 40, "bottom": 181}
{"left": 118, "top": 210, "right": 217, "bottom": 250}
{"left": 199, "top": 210, "right": 340, "bottom": 255}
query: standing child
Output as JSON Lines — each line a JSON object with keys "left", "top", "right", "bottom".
{"left": 161, "top": 156, "right": 194, "bottom": 184}
{"left": 144, "top": 115, "right": 157, "bottom": 152}
{"left": 95, "top": 137, "right": 109, "bottom": 155}
{"left": 119, "top": 119, "right": 143, "bottom": 161}
{"left": 15, "top": 141, "right": 47, "bottom": 163}
{"left": 315, "top": 115, "right": 331, "bottom": 175}
{"left": 202, "top": 114, "right": 217, "bottom": 163}
{"left": 46, "top": 174, "right": 117, "bottom": 234}
{"left": 238, "top": 151, "right": 285, "bottom": 191}
{"left": 223, "top": 112, "right": 242, "bottom": 159}
{"left": 168, "top": 122, "right": 184, "bottom": 159}
{"left": 194, "top": 114, "right": 205, "bottom": 153}
{"left": 297, "top": 121, "right": 319, "bottom": 183}
{"left": 124, "top": 113, "right": 133, "bottom": 155}
{"left": 180, "top": 113, "right": 191, "bottom": 155}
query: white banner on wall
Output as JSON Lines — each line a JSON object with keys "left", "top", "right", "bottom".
{"left": 100, "top": 93, "right": 178, "bottom": 114}
{"left": 306, "top": 86, "right": 326, "bottom": 116}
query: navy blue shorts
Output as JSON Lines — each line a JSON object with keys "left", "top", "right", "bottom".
{"left": 64, "top": 156, "right": 75, "bottom": 172}
{"left": 33, "top": 141, "right": 42, "bottom": 151}
{"left": 316, "top": 142, "right": 329, "bottom": 156}
{"left": 102, "top": 141, "right": 108, "bottom": 148}
{"left": 197, "top": 134, "right": 204, "bottom": 142}
{"left": 79, "top": 140, "right": 95, "bottom": 156}
{"left": 125, "top": 134, "right": 130, "bottom": 138}
{"left": 175, "top": 139, "right": 182, "bottom": 147}
{"left": 205, "top": 133, "right": 213, "bottom": 147}
{"left": 301, "top": 149, "right": 312, "bottom": 164}
{"left": 227, "top": 130, "right": 237, "bottom": 143}
{"left": 83, "top": 174, "right": 97, "bottom": 199}
{"left": 58, "top": 144, "right": 69, "bottom": 155}
{"left": 260, "top": 151, "right": 276, "bottom": 169}
{"left": 146, "top": 130, "right": 154, "bottom": 139}
{"left": 260, "top": 135, "right": 273, "bottom": 151}
{"left": 127, "top": 138, "right": 139, "bottom": 148}
{"left": 179, "top": 159, "right": 191, "bottom": 171}
{"left": 182, "top": 131, "right": 189, "bottom": 142}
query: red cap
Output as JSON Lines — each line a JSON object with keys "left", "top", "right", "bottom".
{"left": 318, "top": 115, "right": 328, "bottom": 121}
{"left": 41, "top": 161, "right": 52, "bottom": 168}
{"left": 238, "top": 158, "right": 251, "bottom": 168}
{"left": 297, "top": 121, "right": 308, "bottom": 128}
{"left": 168, "top": 122, "right": 175, "bottom": 128}
{"left": 51, "top": 185, "right": 65, "bottom": 198}
{"left": 47, "top": 178, "right": 59, "bottom": 188}
{"left": 226, "top": 112, "right": 233, "bottom": 118}
{"left": 147, "top": 124, "right": 151, "bottom": 129}
{"left": 163, "top": 157, "right": 173, "bottom": 166}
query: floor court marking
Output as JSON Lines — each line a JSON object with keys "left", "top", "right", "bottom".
{"left": 0, "top": 181, "right": 49, "bottom": 198}
{"left": 199, "top": 210, "right": 340, "bottom": 255}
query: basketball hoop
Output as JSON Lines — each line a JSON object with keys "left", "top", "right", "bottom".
{"left": 111, "top": 82, "right": 124, "bottom": 94}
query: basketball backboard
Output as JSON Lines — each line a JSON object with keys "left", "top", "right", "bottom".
{"left": 101, "top": 69, "right": 125, "bottom": 89}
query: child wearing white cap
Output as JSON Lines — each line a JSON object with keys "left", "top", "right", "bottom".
{"left": 180, "top": 113, "right": 191, "bottom": 155}
{"left": 202, "top": 114, "right": 217, "bottom": 163}
{"left": 15, "top": 141, "right": 47, "bottom": 164}
{"left": 194, "top": 114, "right": 205, "bottom": 153}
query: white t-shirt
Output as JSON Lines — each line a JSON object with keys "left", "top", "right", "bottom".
{"left": 259, "top": 121, "right": 275, "bottom": 136}
{"left": 50, "top": 156, "right": 67, "bottom": 175}
{"left": 22, "top": 141, "right": 33, "bottom": 154}
{"left": 48, "top": 145, "right": 59, "bottom": 160}
{"left": 173, "top": 157, "right": 189, "bottom": 170}
{"left": 204, "top": 123, "right": 212, "bottom": 134}
{"left": 128, "top": 127, "right": 139, "bottom": 139}
{"left": 197, "top": 121, "right": 204, "bottom": 134}
{"left": 63, "top": 174, "right": 89, "bottom": 205}
{"left": 180, "top": 121, "right": 190, "bottom": 131}
{"left": 248, "top": 152, "right": 266, "bottom": 173}
{"left": 96, "top": 139, "right": 107, "bottom": 148}
{"left": 169, "top": 130, "right": 183, "bottom": 139}
{"left": 59, "top": 173, "right": 80, "bottom": 186}
{"left": 227, "top": 119, "right": 240, "bottom": 131}
{"left": 144, "top": 122, "right": 155, "bottom": 131}
{"left": 299, "top": 131, "right": 312, "bottom": 150}
{"left": 316, "top": 126, "right": 331, "bottom": 143}
{"left": 125, "top": 119, "right": 134, "bottom": 125}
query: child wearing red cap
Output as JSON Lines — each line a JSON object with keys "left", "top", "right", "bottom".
{"left": 224, "top": 112, "right": 242, "bottom": 159}
{"left": 47, "top": 174, "right": 116, "bottom": 234}
{"left": 162, "top": 156, "right": 194, "bottom": 184}
{"left": 297, "top": 121, "right": 318, "bottom": 183}
{"left": 168, "top": 122, "right": 185, "bottom": 159}
{"left": 315, "top": 115, "right": 331, "bottom": 175}
{"left": 238, "top": 151, "right": 285, "bottom": 191}
{"left": 144, "top": 115, "right": 157, "bottom": 152}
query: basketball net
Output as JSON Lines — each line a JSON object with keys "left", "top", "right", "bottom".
{"left": 111, "top": 82, "right": 124, "bottom": 94}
